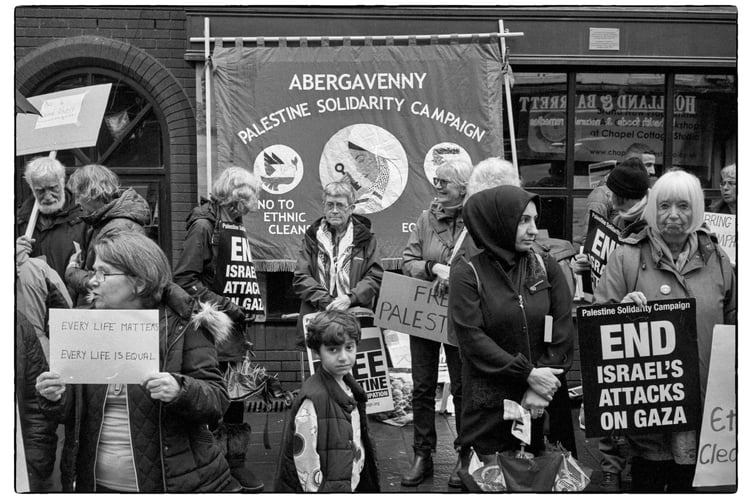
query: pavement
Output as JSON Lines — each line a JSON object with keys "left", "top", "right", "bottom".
{"left": 241, "top": 401, "right": 622, "bottom": 493}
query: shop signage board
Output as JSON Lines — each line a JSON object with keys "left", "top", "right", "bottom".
{"left": 209, "top": 40, "right": 504, "bottom": 270}
{"left": 577, "top": 298, "right": 700, "bottom": 438}
{"left": 374, "top": 271, "right": 454, "bottom": 346}
{"left": 693, "top": 325, "right": 736, "bottom": 488}
{"left": 703, "top": 212, "right": 736, "bottom": 266}
{"left": 48, "top": 309, "right": 159, "bottom": 384}
{"left": 16, "top": 83, "right": 112, "bottom": 156}
{"left": 303, "top": 313, "right": 394, "bottom": 414}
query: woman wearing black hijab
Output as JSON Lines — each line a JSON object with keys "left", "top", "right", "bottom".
{"left": 448, "top": 185, "right": 575, "bottom": 458}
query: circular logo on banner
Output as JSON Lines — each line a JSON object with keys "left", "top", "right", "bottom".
{"left": 253, "top": 144, "right": 304, "bottom": 195}
{"left": 319, "top": 124, "right": 408, "bottom": 214}
{"left": 423, "top": 142, "right": 472, "bottom": 184}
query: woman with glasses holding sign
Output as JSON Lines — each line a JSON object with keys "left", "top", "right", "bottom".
{"left": 400, "top": 158, "right": 473, "bottom": 488}
{"left": 35, "top": 230, "right": 237, "bottom": 492}
{"left": 293, "top": 180, "right": 384, "bottom": 342}
{"left": 448, "top": 185, "right": 574, "bottom": 477}
{"left": 594, "top": 169, "right": 736, "bottom": 492}
{"left": 173, "top": 166, "right": 265, "bottom": 492}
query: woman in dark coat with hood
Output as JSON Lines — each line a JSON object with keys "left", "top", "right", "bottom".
{"left": 448, "top": 185, "right": 575, "bottom": 458}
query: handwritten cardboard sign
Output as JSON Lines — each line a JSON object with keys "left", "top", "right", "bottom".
{"left": 577, "top": 299, "right": 700, "bottom": 437}
{"left": 303, "top": 313, "right": 394, "bottom": 414}
{"left": 703, "top": 212, "right": 736, "bottom": 266}
{"left": 374, "top": 271, "right": 454, "bottom": 346}
{"left": 49, "top": 308, "right": 159, "bottom": 384}
{"left": 16, "top": 83, "right": 112, "bottom": 156}
{"left": 693, "top": 325, "right": 736, "bottom": 488}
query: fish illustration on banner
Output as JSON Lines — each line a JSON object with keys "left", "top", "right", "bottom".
{"left": 209, "top": 39, "right": 504, "bottom": 271}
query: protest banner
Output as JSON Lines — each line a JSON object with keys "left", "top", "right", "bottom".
{"left": 703, "top": 212, "right": 736, "bottom": 266}
{"left": 583, "top": 210, "right": 621, "bottom": 292}
{"left": 303, "top": 313, "right": 394, "bottom": 414}
{"left": 16, "top": 83, "right": 112, "bottom": 156}
{"left": 374, "top": 271, "right": 454, "bottom": 346}
{"left": 213, "top": 221, "right": 265, "bottom": 314}
{"left": 588, "top": 160, "right": 616, "bottom": 188}
{"left": 49, "top": 309, "right": 159, "bottom": 384}
{"left": 693, "top": 325, "right": 736, "bottom": 488}
{"left": 577, "top": 298, "right": 700, "bottom": 438}
{"left": 207, "top": 39, "right": 504, "bottom": 270}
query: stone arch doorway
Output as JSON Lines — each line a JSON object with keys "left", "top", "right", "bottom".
{"left": 16, "top": 35, "right": 196, "bottom": 259}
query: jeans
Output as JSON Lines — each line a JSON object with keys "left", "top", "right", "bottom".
{"left": 410, "top": 335, "right": 462, "bottom": 454}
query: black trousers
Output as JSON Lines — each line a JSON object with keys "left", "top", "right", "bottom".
{"left": 630, "top": 456, "right": 696, "bottom": 492}
{"left": 409, "top": 335, "right": 462, "bottom": 454}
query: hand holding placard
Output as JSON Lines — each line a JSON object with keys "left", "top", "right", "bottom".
{"left": 143, "top": 373, "right": 180, "bottom": 403}
{"left": 35, "top": 371, "right": 65, "bottom": 402}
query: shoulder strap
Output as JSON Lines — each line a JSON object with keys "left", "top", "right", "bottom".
{"left": 467, "top": 259, "right": 482, "bottom": 296}
{"left": 534, "top": 252, "right": 547, "bottom": 278}
{"left": 623, "top": 244, "right": 645, "bottom": 293}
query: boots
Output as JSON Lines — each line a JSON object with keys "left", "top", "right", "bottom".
{"left": 224, "top": 423, "right": 264, "bottom": 492}
{"left": 401, "top": 451, "right": 433, "bottom": 487}
{"left": 448, "top": 448, "right": 471, "bottom": 488}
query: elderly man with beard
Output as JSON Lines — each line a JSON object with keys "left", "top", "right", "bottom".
{"left": 16, "top": 157, "right": 87, "bottom": 295}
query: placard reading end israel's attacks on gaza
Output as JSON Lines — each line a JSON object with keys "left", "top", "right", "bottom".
{"left": 577, "top": 298, "right": 699, "bottom": 438}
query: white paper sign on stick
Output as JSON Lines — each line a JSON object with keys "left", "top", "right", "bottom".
{"left": 49, "top": 308, "right": 159, "bottom": 384}
{"left": 693, "top": 325, "right": 736, "bottom": 488}
{"left": 16, "top": 83, "right": 112, "bottom": 156}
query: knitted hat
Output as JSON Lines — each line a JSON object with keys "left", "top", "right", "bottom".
{"left": 607, "top": 158, "right": 650, "bottom": 199}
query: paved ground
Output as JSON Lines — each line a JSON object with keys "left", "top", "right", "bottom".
{"left": 242, "top": 404, "right": 619, "bottom": 493}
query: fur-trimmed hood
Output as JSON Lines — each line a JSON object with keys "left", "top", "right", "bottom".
{"left": 190, "top": 301, "right": 234, "bottom": 348}
{"left": 161, "top": 282, "right": 234, "bottom": 348}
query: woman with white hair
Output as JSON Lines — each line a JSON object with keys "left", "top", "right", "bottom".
{"left": 594, "top": 169, "right": 736, "bottom": 492}
{"left": 173, "top": 166, "right": 265, "bottom": 492}
{"left": 400, "top": 158, "right": 473, "bottom": 488}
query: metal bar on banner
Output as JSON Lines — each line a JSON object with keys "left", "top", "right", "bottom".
{"left": 190, "top": 31, "right": 524, "bottom": 44}
{"left": 204, "top": 17, "right": 212, "bottom": 198}
{"left": 24, "top": 150, "right": 57, "bottom": 239}
{"left": 498, "top": 20, "right": 519, "bottom": 170}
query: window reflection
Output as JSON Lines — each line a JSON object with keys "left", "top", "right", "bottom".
{"left": 574, "top": 73, "right": 664, "bottom": 188}
{"left": 673, "top": 74, "right": 736, "bottom": 188}
{"left": 511, "top": 73, "right": 567, "bottom": 187}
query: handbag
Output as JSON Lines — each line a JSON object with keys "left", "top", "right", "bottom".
{"left": 463, "top": 444, "right": 591, "bottom": 492}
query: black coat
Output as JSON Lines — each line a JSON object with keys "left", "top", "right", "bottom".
{"left": 16, "top": 313, "right": 58, "bottom": 491}
{"left": 16, "top": 189, "right": 87, "bottom": 293}
{"left": 39, "top": 285, "right": 236, "bottom": 492}
{"left": 449, "top": 186, "right": 575, "bottom": 454}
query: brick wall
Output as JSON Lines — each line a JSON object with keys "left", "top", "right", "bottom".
{"left": 14, "top": 6, "right": 196, "bottom": 264}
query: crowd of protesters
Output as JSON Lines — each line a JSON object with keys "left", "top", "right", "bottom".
{"left": 16, "top": 148, "right": 736, "bottom": 492}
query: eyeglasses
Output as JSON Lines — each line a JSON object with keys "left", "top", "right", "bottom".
{"left": 433, "top": 177, "right": 451, "bottom": 188}
{"left": 92, "top": 269, "right": 130, "bottom": 283}
{"left": 324, "top": 201, "right": 351, "bottom": 211}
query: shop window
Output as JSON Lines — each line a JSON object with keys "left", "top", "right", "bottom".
{"left": 537, "top": 196, "right": 567, "bottom": 240}
{"left": 574, "top": 73, "right": 664, "bottom": 187}
{"left": 510, "top": 73, "right": 567, "bottom": 187}
{"left": 673, "top": 74, "right": 736, "bottom": 188}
